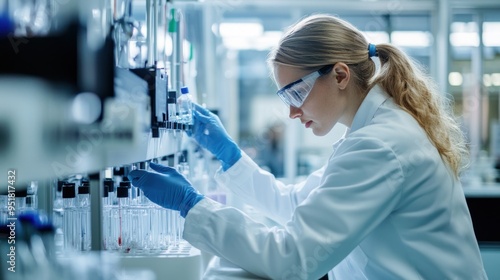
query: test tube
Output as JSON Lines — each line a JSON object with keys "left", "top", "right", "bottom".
{"left": 116, "top": 183, "right": 130, "bottom": 252}
{"left": 159, "top": 206, "right": 170, "bottom": 250}
{"left": 173, "top": 162, "right": 190, "bottom": 247}
{"left": 62, "top": 182, "right": 76, "bottom": 252}
{"left": 146, "top": 205, "right": 156, "bottom": 253}
{"left": 102, "top": 183, "right": 111, "bottom": 250}
{"left": 53, "top": 180, "right": 65, "bottom": 253}
{"left": 129, "top": 196, "right": 147, "bottom": 252}
{"left": 135, "top": 169, "right": 150, "bottom": 252}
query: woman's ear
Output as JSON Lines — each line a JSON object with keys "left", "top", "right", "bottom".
{"left": 333, "top": 63, "right": 350, "bottom": 90}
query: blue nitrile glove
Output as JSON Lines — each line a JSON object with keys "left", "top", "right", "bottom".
{"left": 190, "top": 103, "right": 242, "bottom": 171}
{"left": 128, "top": 162, "right": 204, "bottom": 218}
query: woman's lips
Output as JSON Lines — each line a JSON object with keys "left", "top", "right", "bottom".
{"left": 305, "top": 120, "right": 312, "bottom": 128}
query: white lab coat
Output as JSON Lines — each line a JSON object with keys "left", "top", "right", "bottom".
{"left": 183, "top": 86, "right": 487, "bottom": 280}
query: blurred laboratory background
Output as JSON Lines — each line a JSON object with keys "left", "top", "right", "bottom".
{"left": 0, "top": 0, "right": 499, "bottom": 279}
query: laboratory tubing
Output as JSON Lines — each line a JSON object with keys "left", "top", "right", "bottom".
{"left": 62, "top": 182, "right": 76, "bottom": 252}
{"left": 77, "top": 181, "right": 91, "bottom": 251}
{"left": 177, "top": 86, "right": 193, "bottom": 125}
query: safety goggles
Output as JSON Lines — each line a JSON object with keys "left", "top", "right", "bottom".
{"left": 276, "top": 65, "right": 334, "bottom": 108}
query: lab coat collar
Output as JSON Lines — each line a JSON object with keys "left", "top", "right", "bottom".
{"left": 348, "top": 85, "right": 390, "bottom": 135}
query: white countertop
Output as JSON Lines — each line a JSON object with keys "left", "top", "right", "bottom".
{"left": 463, "top": 185, "right": 500, "bottom": 197}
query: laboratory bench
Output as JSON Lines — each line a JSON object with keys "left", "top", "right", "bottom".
{"left": 463, "top": 186, "right": 500, "bottom": 244}
{"left": 463, "top": 186, "right": 500, "bottom": 280}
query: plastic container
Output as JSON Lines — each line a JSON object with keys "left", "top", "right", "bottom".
{"left": 177, "top": 86, "right": 193, "bottom": 125}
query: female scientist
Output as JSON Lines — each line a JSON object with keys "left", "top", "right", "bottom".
{"left": 129, "top": 14, "right": 487, "bottom": 279}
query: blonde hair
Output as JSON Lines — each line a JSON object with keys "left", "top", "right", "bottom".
{"left": 268, "top": 14, "right": 468, "bottom": 177}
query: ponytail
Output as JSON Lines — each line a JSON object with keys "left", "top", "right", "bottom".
{"left": 370, "top": 44, "right": 469, "bottom": 177}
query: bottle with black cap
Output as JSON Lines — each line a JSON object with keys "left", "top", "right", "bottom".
{"left": 103, "top": 178, "right": 112, "bottom": 206}
{"left": 77, "top": 180, "right": 91, "bottom": 251}
{"left": 15, "top": 188, "right": 28, "bottom": 215}
{"left": 103, "top": 178, "right": 115, "bottom": 206}
{"left": 52, "top": 179, "right": 66, "bottom": 253}
{"left": 26, "top": 181, "right": 38, "bottom": 211}
{"left": 53, "top": 180, "right": 65, "bottom": 212}
{"left": 119, "top": 180, "right": 131, "bottom": 201}
{"left": 167, "top": 90, "right": 178, "bottom": 123}
{"left": 113, "top": 167, "right": 127, "bottom": 201}
{"left": 77, "top": 180, "right": 90, "bottom": 208}
{"left": 62, "top": 182, "right": 76, "bottom": 251}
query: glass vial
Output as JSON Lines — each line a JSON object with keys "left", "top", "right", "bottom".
{"left": 77, "top": 181, "right": 91, "bottom": 251}
{"left": 62, "top": 182, "right": 76, "bottom": 252}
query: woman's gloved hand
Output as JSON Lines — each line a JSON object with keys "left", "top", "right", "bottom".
{"left": 128, "top": 162, "right": 204, "bottom": 218}
{"left": 190, "top": 103, "right": 242, "bottom": 170}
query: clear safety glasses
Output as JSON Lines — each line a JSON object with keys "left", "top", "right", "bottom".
{"left": 276, "top": 65, "right": 334, "bottom": 108}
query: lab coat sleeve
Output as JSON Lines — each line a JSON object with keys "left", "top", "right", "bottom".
{"left": 183, "top": 136, "right": 404, "bottom": 280}
{"left": 214, "top": 152, "right": 326, "bottom": 224}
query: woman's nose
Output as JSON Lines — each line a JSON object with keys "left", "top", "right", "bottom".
{"left": 289, "top": 106, "right": 302, "bottom": 119}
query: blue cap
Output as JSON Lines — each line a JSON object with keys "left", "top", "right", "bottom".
{"left": 181, "top": 86, "right": 189, "bottom": 94}
{"left": 0, "top": 13, "right": 14, "bottom": 37}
